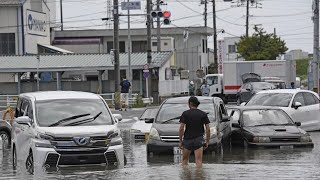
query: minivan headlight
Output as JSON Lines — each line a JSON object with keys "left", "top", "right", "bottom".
{"left": 36, "top": 133, "right": 54, "bottom": 141}
{"left": 149, "top": 128, "right": 160, "bottom": 140}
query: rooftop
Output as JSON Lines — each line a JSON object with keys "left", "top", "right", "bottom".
{"left": 0, "top": 52, "right": 172, "bottom": 72}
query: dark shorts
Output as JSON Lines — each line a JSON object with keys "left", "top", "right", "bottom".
{"left": 183, "top": 136, "right": 205, "bottom": 151}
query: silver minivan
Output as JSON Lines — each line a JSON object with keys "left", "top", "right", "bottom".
{"left": 11, "top": 91, "right": 124, "bottom": 173}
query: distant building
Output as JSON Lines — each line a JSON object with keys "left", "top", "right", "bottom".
{"left": 0, "top": 0, "right": 57, "bottom": 55}
{"left": 52, "top": 27, "right": 213, "bottom": 80}
{"left": 284, "top": 49, "right": 309, "bottom": 60}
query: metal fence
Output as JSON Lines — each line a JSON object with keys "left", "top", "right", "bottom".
{"left": 158, "top": 80, "right": 189, "bottom": 96}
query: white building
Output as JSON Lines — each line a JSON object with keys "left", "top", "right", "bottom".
{"left": 284, "top": 49, "right": 309, "bottom": 61}
{"left": 0, "top": 0, "right": 56, "bottom": 55}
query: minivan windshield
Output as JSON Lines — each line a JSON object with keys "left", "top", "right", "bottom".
{"left": 36, "top": 99, "right": 113, "bottom": 127}
{"left": 156, "top": 103, "right": 216, "bottom": 124}
{"left": 242, "top": 109, "right": 293, "bottom": 127}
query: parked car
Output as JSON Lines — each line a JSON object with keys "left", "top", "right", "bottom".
{"left": 229, "top": 106, "right": 314, "bottom": 148}
{"left": 145, "top": 96, "right": 231, "bottom": 155}
{"left": 245, "top": 89, "right": 320, "bottom": 131}
{"left": 0, "top": 120, "right": 11, "bottom": 149}
{"left": 261, "top": 77, "right": 286, "bottom": 89}
{"left": 130, "top": 108, "right": 158, "bottom": 140}
{"left": 11, "top": 91, "right": 125, "bottom": 174}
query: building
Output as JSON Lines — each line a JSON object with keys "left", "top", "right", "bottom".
{"left": 284, "top": 49, "right": 309, "bottom": 61}
{"left": 52, "top": 27, "right": 213, "bottom": 80}
{"left": 0, "top": 0, "right": 57, "bottom": 55}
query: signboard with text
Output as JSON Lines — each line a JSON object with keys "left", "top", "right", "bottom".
{"left": 121, "top": 1, "right": 141, "bottom": 10}
{"left": 26, "top": 10, "right": 48, "bottom": 37}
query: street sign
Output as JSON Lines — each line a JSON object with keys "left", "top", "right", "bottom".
{"left": 143, "top": 64, "right": 149, "bottom": 70}
{"left": 143, "top": 72, "right": 149, "bottom": 78}
{"left": 121, "top": 1, "right": 141, "bottom": 10}
{"left": 143, "top": 69, "right": 149, "bottom": 73}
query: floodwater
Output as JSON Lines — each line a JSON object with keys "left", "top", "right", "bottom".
{"left": 1, "top": 109, "right": 320, "bottom": 180}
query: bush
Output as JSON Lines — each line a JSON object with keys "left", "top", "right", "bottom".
{"left": 133, "top": 94, "right": 144, "bottom": 108}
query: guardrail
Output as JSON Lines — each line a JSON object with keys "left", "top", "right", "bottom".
{"left": 0, "top": 95, "right": 18, "bottom": 110}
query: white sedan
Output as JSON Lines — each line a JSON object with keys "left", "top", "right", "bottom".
{"left": 130, "top": 108, "right": 158, "bottom": 140}
{"left": 245, "top": 89, "right": 320, "bottom": 131}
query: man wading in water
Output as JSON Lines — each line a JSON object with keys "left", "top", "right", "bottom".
{"left": 179, "top": 96, "right": 210, "bottom": 168}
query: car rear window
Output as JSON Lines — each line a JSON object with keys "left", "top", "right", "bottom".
{"left": 156, "top": 103, "right": 216, "bottom": 124}
{"left": 246, "top": 93, "right": 293, "bottom": 107}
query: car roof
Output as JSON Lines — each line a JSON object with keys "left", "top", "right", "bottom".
{"left": 20, "top": 91, "right": 101, "bottom": 101}
{"left": 164, "top": 96, "right": 217, "bottom": 104}
{"left": 256, "top": 89, "right": 318, "bottom": 95}
{"left": 228, "top": 106, "right": 284, "bottom": 111}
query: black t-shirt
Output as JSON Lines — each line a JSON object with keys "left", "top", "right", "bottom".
{"left": 120, "top": 80, "right": 131, "bottom": 93}
{"left": 179, "top": 109, "right": 210, "bottom": 139}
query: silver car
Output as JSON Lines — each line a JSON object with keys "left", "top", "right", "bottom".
{"left": 11, "top": 91, "right": 125, "bottom": 174}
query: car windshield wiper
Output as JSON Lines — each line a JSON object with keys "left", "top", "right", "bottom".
{"left": 161, "top": 112, "right": 209, "bottom": 124}
{"left": 48, "top": 113, "right": 91, "bottom": 127}
{"left": 254, "top": 123, "right": 278, "bottom": 126}
{"left": 64, "top": 112, "right": 103, "bottom": 126}
{"left": 278, "top": 123, "right": 294, "bottom": 126}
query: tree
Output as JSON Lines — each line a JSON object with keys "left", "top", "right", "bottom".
{"left": 236, "top": 27, "right": 288, "bottom": 61}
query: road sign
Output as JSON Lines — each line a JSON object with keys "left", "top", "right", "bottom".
{"left": 143, "top": 72, "right": 149, "bottom": 78}
{"left": 121, "top": 1, "right": 141, "bottom": 10}
{"left": 143, "top": 64, "right": 149, "bottom": 70}
{"left": 143, "top": 69, "right": 149, "bottom": 73}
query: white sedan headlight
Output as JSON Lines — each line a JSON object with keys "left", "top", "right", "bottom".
{"left": 253, "top": 137, "right": 271, "bottom": 143}
{"left": 300, "top": 135, "right": 312, "bottom": 142}
{"left": 149, "top": 127, "right": 160, "bottom": 140}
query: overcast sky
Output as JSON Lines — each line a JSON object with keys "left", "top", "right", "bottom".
{"left": 55, "top": 0, "right": 313, "bottom": 53}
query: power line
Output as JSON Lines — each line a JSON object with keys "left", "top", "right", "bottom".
{"left": 216, "top": 16, "right": 244, "bottom": 26}
{"left": 251, "top": 11, "right": 311, "bottom": 18}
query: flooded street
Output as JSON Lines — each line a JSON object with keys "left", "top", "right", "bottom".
{"left": 1, "top": 108, "right": 320, "bottom": 179}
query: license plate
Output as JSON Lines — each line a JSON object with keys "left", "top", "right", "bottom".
{"left": 173, "top": 147, "right": 183, "bottom": 155}
{"left": 280, "top": 145, "right": 293, "bottom": 149}
{"left": 145, "top": 133, "right": 149, "bottom": 142}
{"left": 173, "top": 155, "right": 182, "bottom": 164}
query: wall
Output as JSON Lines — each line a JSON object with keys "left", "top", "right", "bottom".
{"left": 23, "top": 0, "right": 51, "bottom": 54}
{"left": 56, "top": 44, "right": 101, "bottom": 53}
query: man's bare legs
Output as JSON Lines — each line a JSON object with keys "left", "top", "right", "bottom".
{"left": 194, "top": 147, "right": 204, "bottom": 168}
{"left": 182, "top": 148, "right": 192, "bottom": 166}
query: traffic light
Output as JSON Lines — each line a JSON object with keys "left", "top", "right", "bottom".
{"left": 163, "top": 11, "right": 171, "bottom": 25}
{"left": 151, "top": 11, "right": 163, "bottom": 18}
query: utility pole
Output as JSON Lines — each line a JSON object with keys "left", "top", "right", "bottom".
{"left": 147, "top": 0, "right": 152, "bottom": 98}
{"left": 157, "top": 0, "right": 161, "bottom": 52}
{"left": 312, "top": 0, "right": 319, "bottom": 94}
{"left": 60, "top": 0, "right": 63, "bottom": 31}
{"left": 204, "top": 0, "right": 207, "bottom": 27}
{"left": 246, "top": 0, "right": 249, "bottom": 37}
{"left": 213, "top": 0, "right": 218, "bottom": 73}
{"left": 113, "top": 0, "right": 121, "bottom": 109}
{"left": 127, "top": 0, "right": 132, "bottom": 108}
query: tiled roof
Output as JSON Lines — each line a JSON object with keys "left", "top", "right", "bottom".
{"left": 0, "top": 52, "right": 172, "bottom": 72}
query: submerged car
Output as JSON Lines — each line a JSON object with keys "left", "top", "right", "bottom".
{"left": 130, "top": 108, "right": 158, "bottom": 140}
{"left": 236, "top": 73, "right": 276, "bottom": 105}
{"left": 11, "top": 91, "right": 125, "bottom": 173}
{"left": 229, "top": 106, "right": 314, "bottom": 148}
{"left": 245, "top": 89, "right": 320, "bottom": 131}
{"left": 145, "top": 96, "right": 231, "bottom": 155}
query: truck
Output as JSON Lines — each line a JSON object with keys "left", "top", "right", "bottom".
{"left": 205, "top": 60, "right": 296, "bottom": 103}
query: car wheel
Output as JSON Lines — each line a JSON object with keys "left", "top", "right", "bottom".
{"left": 0, "top": 131, "right": 10, "bottom": 150}
{"left": 12, "top": 146, "right": 17, "bottom": 169}
{"left": 26, "top": 151, "right": 34, "bottom": 174}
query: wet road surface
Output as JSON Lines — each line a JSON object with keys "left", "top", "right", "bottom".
{"left": 0, "top": 108, "right": 320, "bottom": 179}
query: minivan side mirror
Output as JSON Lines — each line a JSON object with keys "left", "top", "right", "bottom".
{"left": 145, "top": 118, "right": 154, "bottom": 124}
{"left": 113, "top": 114, "right": 123, "bottom": 121}
{"left": 240, "top": 102, "right": 246, "bottom": 106}
{"left": 292, "top": 102, "right": 302, "bottom": 109}
{"left": 295, "top": 122, "right": 301, "bottom": 126}
{"left": 16, "top": 116, "right": 31, "bottom": 127}
{"left": 133, "top": 117, "right": 139, "bottom": 121}
{"left": 221, "top": 115, "right": 230, "bottom": 122}
{"left": 232, "top": 122, "right": 240, "bottom": 128}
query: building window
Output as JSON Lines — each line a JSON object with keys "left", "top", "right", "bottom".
{"left": 132, "top": 41, "right": 147, "bottom": 52}
{"left": 0, "top": 33, "right": 15, "bottom": 55}
{"left": 132, "top": 69, "right": 141, "bottom": 80}
{"left": 228, "top": 45, "right": 236, "bottom": 53}
{"left": 107, "top": 41, "right": 126, "bottom": 53}
{"left": 108, "top": 70, "right": 126, "bottom": 80}
{"left": 164, "top": 42, "right": 168, "bottom": 46}
{"left": 152, "top": 42, "right": 157, "bottom": 47}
